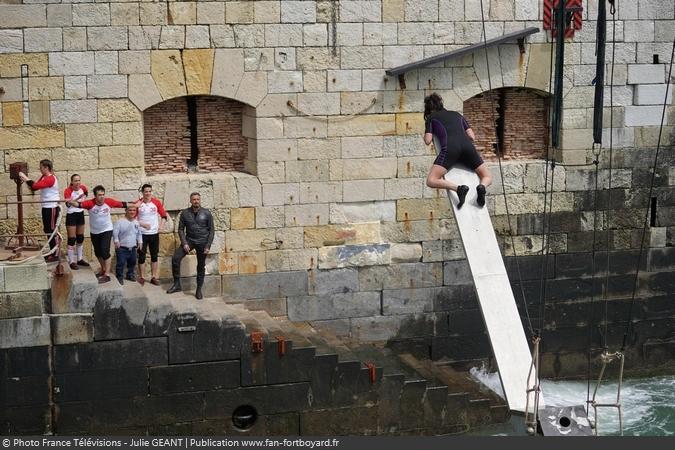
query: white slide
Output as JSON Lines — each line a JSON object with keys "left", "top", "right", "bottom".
{"left": 444, "top": 165, "right": 543, "bottom": 414}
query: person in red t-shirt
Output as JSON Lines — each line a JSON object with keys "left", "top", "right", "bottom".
{"left": 18, "top": 159, "right": 61, "bottom": 262}
{"left": 63, "top": 174, "right": 90, "bottom": 270}
{"left": 135, "top": 184, "right": 168, "bottom": 286}
{"left": 69, "top": 185, "right": 126, "bottom": 284}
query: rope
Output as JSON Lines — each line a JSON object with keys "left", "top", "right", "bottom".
{"left": 0, "top": 204, "right": 65, "bottom": 266}
{"left": 477, "top": 0, "right": 534, "bottom": 337}
{"left": 621, "top": 35, "right": 675, "bottom": 351}
{"left": 600, "top": 5, "right": 619, "bottom": 350}
{"left": 286, "top": 98, "right": 377, "bottom": 121}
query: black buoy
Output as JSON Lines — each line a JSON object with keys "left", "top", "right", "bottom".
{"left": 232, "top": 405, "right": 258, "bottom": 430}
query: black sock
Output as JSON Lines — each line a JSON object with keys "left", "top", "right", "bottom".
{"left": 457, "top": 185, "right": 469, "bottom": 209}
{"left": 477, "top": 184, "right": 486, "bottom": 207}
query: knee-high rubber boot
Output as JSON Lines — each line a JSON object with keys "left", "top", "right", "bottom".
{"left": 166, "top": 278, "right": 181, "bottom": 294}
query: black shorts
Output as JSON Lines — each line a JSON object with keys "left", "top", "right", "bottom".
{"left": 138, "top": 233, "right": 160, "bottom": 264}
{"left": 433, "top": 142, "right": 484, "bottom": 171}
{"left": 90, "top": 230, "right": 113, "bottom": 260}
{"left": 65, "top": 211, "right": 85, "bottom": 227}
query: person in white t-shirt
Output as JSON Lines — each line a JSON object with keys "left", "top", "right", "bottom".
{"left": 135, "top": 184, "right": 168, "bottom": 286}
{"left": 64, "top": 174, "right": 90, "bottom": 270}
{"left": 68, "top": 185, "right": 126, "bottom": 284}
{"left": 18, "top": 159, "right": 61, "bottom": 262}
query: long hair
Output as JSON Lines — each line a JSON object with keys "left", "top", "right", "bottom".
{"left": 424, "top": 93, "right": 444, "bottom": 121}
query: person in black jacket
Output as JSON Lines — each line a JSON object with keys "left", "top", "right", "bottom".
{"left": 166, "top": 192, "right": 214, "bottom": 299}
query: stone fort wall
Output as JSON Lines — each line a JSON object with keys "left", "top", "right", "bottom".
{"left": 1, "top": 1, "right": 675, "bottom": 370}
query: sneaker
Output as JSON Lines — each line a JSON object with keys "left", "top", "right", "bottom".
{"left": 95, "top": 270, "right": 105, "bottom": 278}
{"left": 69, "top": 263, "right": 79, "bottom": 271}
{"left": 117, "top": 277, "right": 124, "bottom": 285}
{"left": 126, "top": 274, "right": 136, "bottom": 282}
{"left": 456, "top": 185, "right": 469, "bottom": 209}
{"left": 138, "top": 277, "right": 146, "bottom": 286}
{"left": 77, "top": 260, "right": 90, "bottom": 267}
{"left": 476, "top": 184, "right": 486, "bottom": 207}
{"left": 98, "top": 275, "right": 111, "bottom": 284}
{"left": 150, "top": 277, "right": 160, "bottom": 286}
{"left": 44, "top": 255, "right": 59, "bottom": 263}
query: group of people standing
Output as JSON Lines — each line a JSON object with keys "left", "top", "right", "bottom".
{"left": 18, "top": 161, "right": 214, "bottom": 300}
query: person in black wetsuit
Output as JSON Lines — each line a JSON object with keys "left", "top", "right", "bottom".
{"left": 423, "top": 93, "right": 492, "bottom": 209}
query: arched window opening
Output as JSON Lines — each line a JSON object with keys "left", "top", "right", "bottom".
{"left": 143, "top": 96, "right": 248, "bottom": 175}
{"left": 463, "top": 88, "right": 550, "bottom": 160}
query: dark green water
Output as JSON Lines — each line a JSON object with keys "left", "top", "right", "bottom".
{"left": 470, "top": 368, "right": 675, "bottom": 436}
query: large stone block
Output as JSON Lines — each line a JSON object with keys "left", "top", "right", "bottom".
{"left": 303, "top": 222, "right": 381, "bottom": 248}
{"left": 285, "top": 203, "right": 329, "bottom": 226}
{"left": 307, "top": 268, "right": 359, "bottom": 295}
{"left": 359, "top": 262, "right": 443, "bottom": 290}
{"left": 265, "top": 248, "right": 318, "bottom": 271}
{"left": 329, "top": 201, "right": 396, "bottom": 224}
{"left": 65, "top": 123, "right": 112, "bottom": 147}
{"left": 151, "top": 50, "right": 187, "bottom": 99}
{"left": 128, "top": 74, "right": 162, "bottom": 111}
{"left": 24, "top": 28, "right": 62, "bottom": 53}
{"left": 208, "top": 48, "right": 243, "bottom": 99}
{"left": 0, "top": 53, "right": 49, "bottom": 78}
{"left": 224, "top": 229, "right": 276, "bottom": 252}
{"left": 183, "top": 49, "right": 214, "bottom": 95}
{"left": 51, "top": 100, "right": 97, "bottom": 124}
{"left": 49, "top": 52, "right": 95, "bottom": 76}
{"left": 634, "top": 84, "right": 672, "bottom": 105}
{"left": 3, "top": 263, "right": 49, "bottom": 293}
{"left": 281, "top": 1, "right": 316, "bottom": 23}
{"left": 627, "top": 64, "right": 665, "bottom": 85}
{"left": 98, "top": 145, "right": 143, "bottom": 168}
{"left": 222, "top": 271, "right": 308, "bottom": 299}
{"left": 343, "top": 179, "right": 384, "bottom": 202}
{"left": 287, "top": 291, "right": 380, "bottom": 321}
{"left": 28, "top": 77, "right": 64, "bottom": 101}
{"left": 87, "top": 26, "right": 127, "bottom": 51}
{"left": 235, "top": 71, "right": 268, "bottom": 107}
{"left": 87, "top": 75, "right": 127, "bottom": 99}
{"left": 0, "top": 291, "right": 46, "bottom": 319}
{"left": 51, "top": 313, "right": 93, "bottom": 345}
{"left": 319, "top": 243, "right": 390, "bottom": 270}
{"left": 625, "top": 105, "right": 668, "bottom": 126}
{"left": 299, "top": 181, "right": 342, "bottom": 203}
{"left": 0, "top": 5, "right": 47, "bottom": 28}
{"left": 0, "top": 316, "right": 50, "bottom": 349}
{"left": 0, "top": 30, "right": 23, "bottom": 53}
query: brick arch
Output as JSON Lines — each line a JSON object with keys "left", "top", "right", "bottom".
{"left": 462, "top": 87, "right": 550, "bottom": 160}
{"left": 143, "top": 95, "right": 249, "bottom": 175}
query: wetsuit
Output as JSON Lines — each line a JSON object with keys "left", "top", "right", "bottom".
{"left": 425, "top": 109, "right": 483, "bottom": 171}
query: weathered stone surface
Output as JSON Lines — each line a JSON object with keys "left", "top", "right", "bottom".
{"left": 98, "top": 99, "right": 141, "bottom": 122}
{"left": 285, "top": 203, "right": 329, "bottom": 226}
{"left": 235, "top": 71, "right": 268, "bottom": 107}
{"left": 98, "top": 145, "right": 143, "bottom": 168}
{"left": 0, "top": 126, "right": 64, "bottom": 150}
{"left": 0, "top": 291, "right": 45, "bottom": 319}
{"left": 182, "top": 49, "right": 214, "bottom": 95}
{"left": 0, "top": 5, "right": 47, "bottom": 28}
{"left": 0, "top": 29, "right": 23, "bottom": 53}
{"left": 0, "top": 316, "right": 50, "bottom": 349}
{"left": 0, "top": 53, "right": 49, "bottom": 78}
{"left": 112, "top": 121, "right": 142, "bottom": 145}
{"left": 64, "top": 76, "right": 87, "bottom": 100}
{"left": 185, "top": 25, "right": 210, "bottom": 48}
{"left": 307, "top": 268, "right": 359, "bottom": 295}
{"left": 390, "top": 243, "right": 423, "bottom": 263}
{"left": 222, "top": 271, "right": 308, "bottom": 299}
{"left": 396, "top": 198, "right": 453, "bottom": 221}
{"left": 128, "top": 74, "right": 163, "bottom": 111}
{"left": 28, "top": 77, "right": 64, "bottom": 101}
{"left": 329, "top": 201, "right": 396, "bottom": 224}
{"left": 51, "top": 314, "right": 93, "bottom": 345}
{"left": 265, "top": 248, "right": 318, "bottom": 271}
{"left": 65, "top": 123, "right": 112, "bottom": 147}
{"left": 2, "top": 102, "right": 22, "bottom": 127}
{"left": 303, "top": 222, "right": 382, "bottom": 248}
{"left": 51, "top": 100, "right": 97, "bottom": 124}
{"left": 151, "top": 50, "right": 187, "bottom": 100}
{"left": 49, "top": 51, "right": 95, "bottom": 76}
{"left": 224, "top": 229, "right": 276, "bottom": 252}
{"left": 318, "top": 243, "right": 391, "bottom": 269}
{"left": 87, "top": 75, "right": 127, "bottom": 99}
{"left": 288, "top": 291, "right": 380, "bottom": 321}
{"left": 359, "top": 262, "right": 443, "bottom": 290}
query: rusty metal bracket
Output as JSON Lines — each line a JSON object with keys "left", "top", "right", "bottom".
{"left": 517, "top": 37, "right": 526, "bottom": 54}
{"left": 251, "top": 331, "right": 264, "bottom": 353}
{"left": 277, "top": 336, "right": 286, "bottom": 356}
{"left": 366, "top": 362, "right": 377, "bottom": 384}
{"left": 397, "top": 74, "right": 406, "bottom": 90}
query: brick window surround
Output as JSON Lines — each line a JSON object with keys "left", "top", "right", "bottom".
{"left": 463, "top": 88, "right": 550, "bottom": 160}
{"left": 143, "top": 96, "right": 248, "bottom": 175}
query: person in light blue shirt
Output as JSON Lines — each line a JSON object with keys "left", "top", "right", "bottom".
{"left": 112, "top": 205, "right": 143, "bottom": 285}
